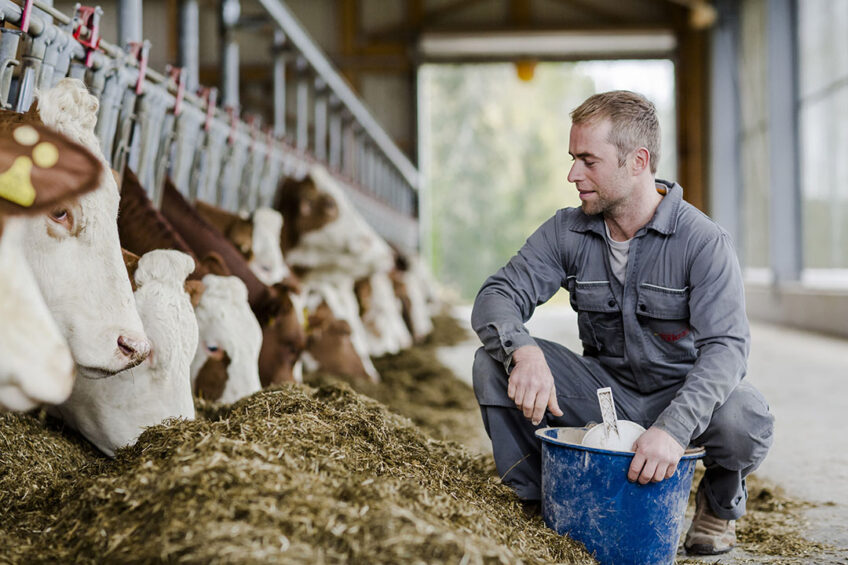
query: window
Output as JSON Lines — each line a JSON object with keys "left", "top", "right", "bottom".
{"left": 798, "top": 1, "right": 848, "bottom": 269}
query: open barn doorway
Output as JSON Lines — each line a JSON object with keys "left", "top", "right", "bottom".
{"left": 418, "top": 60, "right": 676, "bottom": 301}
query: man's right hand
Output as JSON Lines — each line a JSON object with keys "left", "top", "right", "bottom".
{"left": 507, "top": 345, "right": 563, "bottom": 426}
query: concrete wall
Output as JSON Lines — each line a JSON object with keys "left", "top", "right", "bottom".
{"left": 746, "top": 284, "right": 848, "bottom": 338}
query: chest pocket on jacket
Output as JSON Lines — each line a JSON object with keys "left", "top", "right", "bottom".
{"left": 569, "top": 280, "right": 624, "bottom": 358}
{"left": 636, "top": 283, "right": 696, "bottom": 361}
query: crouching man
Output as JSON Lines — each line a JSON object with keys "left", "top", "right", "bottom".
{"left": 471, "top": 90, "right": 774, "bottom": 555}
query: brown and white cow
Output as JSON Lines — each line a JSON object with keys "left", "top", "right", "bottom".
{"left": 160, "top": 178, "right": 307, "bottom": 390}
{"left": 7, "top": 79, "right": 150, "bottom": 380}
{"left": 194, "top": 199, "right": 291, "bottom": 286}
{"left": 0, "top": 119, "right": 102, "bottom": 411}
{"left": 275, "top": 165, "right": 422, "bottom": 378}
{"left": 300, "top": 300, "right": 371, "bottom": 382}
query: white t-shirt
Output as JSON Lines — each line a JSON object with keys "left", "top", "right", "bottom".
{"left": 604, "top": 221, "right": 632, "bottom": 286}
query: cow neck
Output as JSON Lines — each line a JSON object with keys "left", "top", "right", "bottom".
{"left": 160, "top": 179, "right": 270, "bottom": 312}
{"left": 118, "top": 169, "right": 201, "bottom": 278}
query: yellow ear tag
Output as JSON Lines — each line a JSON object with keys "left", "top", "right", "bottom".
{"left": 13, "top": 125, "right": 39, "bottom": 146}
{"left": 302, "top": 306, "right": 310, "bottom": 332}
{"left": 0, "top": 157, "right": 36, "bottom": 207}
{"left": 32, "top": 142, "right": 59, "bottom": 168}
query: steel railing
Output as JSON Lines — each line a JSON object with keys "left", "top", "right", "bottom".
{"left": 0, "top": 0, "right": 419, "bottom": 253}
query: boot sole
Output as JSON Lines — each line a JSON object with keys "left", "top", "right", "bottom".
{"left": 684, "top": 543, "right": 735, "bottom": 556}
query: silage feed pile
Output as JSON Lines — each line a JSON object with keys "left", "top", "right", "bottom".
{"left": 1, "top": 313, "right": 833, "bottom": 564}
{"left": 0, "top": 384, "right": 593, "bottom": 564}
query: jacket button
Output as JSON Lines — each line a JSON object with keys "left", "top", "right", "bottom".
{"left": 504, "top": 340, "right": 513, "bottom": 348}
{"left": 639, "top": 304, "right": 647, "bottom": 311}
{"left": 607, "top": 300, "right": 616, "bottom": 307}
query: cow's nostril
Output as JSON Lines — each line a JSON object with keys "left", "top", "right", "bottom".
{"left": 117, "top": 337, "right": 135, "bottom": 357}
{"left": 117, "top": 336, "right": 151, "bottom": 362}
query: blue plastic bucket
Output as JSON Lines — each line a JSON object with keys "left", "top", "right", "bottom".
{"left": 536, "top": 427, "right": 704, "bottom": 565}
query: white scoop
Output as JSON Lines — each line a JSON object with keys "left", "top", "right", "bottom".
{"left": 581, "top": 387, "right": 646, "bottom": 452}
{"left": 582, "top": 419, "right": 646, "bottom": 452}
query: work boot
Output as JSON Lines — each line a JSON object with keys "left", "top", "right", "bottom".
{"left": 684, "top": 487, "right": 736, "bottom": 555}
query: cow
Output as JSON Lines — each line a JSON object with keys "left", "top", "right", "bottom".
{"left": 390, "top": 250, "right": 436, "bottom": 342}
{"left": 119, "top": 171, "right": 287, "bottom": 397}
{"left": 275, "top": 165, "right": 421, "bottom": 379}
{"left": 55, "top": 249, "right": 198, "bottom": 456}
{"left": 300, "top": 299, "right": 371, "bottom": 382}
{"left": 0, "top": 119, "right": 102, "bottom": 411}
{"left": 160, "top": 179, "right": 306, "bottom": 388}
{"left": 0, "top": 78, "right": 150, "bottom": 383}
{"left": 193, "top": 199, "right": 291, "bottom": 286}
{"left": 191, "top": 273, "right": 262, "bottom": 403}
{"left": 354, "top": 271, "right": 413, "bottom": 356}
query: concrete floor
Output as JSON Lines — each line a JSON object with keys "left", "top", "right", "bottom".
{"left": 436, "top": 303, "right": 848, "bottom": 561}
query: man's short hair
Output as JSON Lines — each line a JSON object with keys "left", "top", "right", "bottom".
{"left": 570, "top": 90, "right": 661, "bottom": 174}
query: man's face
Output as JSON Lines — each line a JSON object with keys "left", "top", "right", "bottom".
{"left": 567, "top": 118, "right": 633, "bottom": 216}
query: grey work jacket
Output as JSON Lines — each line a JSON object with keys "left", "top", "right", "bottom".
{"left": 471, "top": 181, "right": 750, "bottom": 448}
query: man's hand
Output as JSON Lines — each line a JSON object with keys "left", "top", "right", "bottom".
{"left": 628, "top": 426, "right": 685, "bottom": 484}
{"left": 507, "top": 345, "right": 563, "bottom": 426}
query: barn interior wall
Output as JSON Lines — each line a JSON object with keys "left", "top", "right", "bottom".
{"left": 728, "top": 0, "right": 848, "bottom": 338}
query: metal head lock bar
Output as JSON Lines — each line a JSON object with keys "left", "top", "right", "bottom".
{"left": 0, "top": 0, "right": 419, "bottom": 255}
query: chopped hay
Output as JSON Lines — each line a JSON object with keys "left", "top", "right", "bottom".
{"left": 423, "top": 313, "right": 473, "bottom": 347}
{"left": 1, "top": 329, "right": 833, "bottom": 564}
{"left": 0, "top": 384, "right": 592, "bottom": 564}
{"left": 306, "top": 347, "right": 485, "bottom": 450}
{"left": 678, "top": 467, "right": 834, "bottom": 563}
{"left": 737, "top": 476, "right": 832, "bottom": 560}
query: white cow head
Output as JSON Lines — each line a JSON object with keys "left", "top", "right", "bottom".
{"left": 360, "top": 271, "right": 413, "bottom": 357}
{"left": 248, "top": 207, "right": 289, "bottom": 285}
{"left": 0, "top": 218, "right": 74, "bottom": 410}
{"left": 191, "top": 274, "right": 262, "bottom": 404}
{"left": 25, "top": 79, "right": 150, "bottom": 377}
{"left": 56, "top": 250, "right": 198, "bottom": 456}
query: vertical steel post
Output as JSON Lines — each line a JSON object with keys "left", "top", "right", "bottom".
{"left": 178, "top": 0, "right": 200, "bottom": 93}
{"left": 341, "top": 112, "right": 354, "bottom": 177}
{"left": 295, "top": 55, "right": 309, "bottom": 152}
{"left": 313, "top": 77, "right": 327, "bottom": 161}
{"left": 272, "top": 29, "right": 287, "bottom": 138}
{"left": 767, "top": 0, "right": 801, "bottom": 282}
{"left": 328, "top": 94, "right": 342, "bottom": 170}
{"left": 117, "top": 0, "right": 142, "bottom": 47}
{"left": 220, "top": 0, "right": 240, "bottom": 109}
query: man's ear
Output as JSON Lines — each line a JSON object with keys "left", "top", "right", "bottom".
{"left": 631, "top": 147, "right": 651, "bottom": 175}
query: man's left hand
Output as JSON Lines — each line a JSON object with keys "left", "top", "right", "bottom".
{"left": 627, "top": 426, "right": 685, "bottom": 484}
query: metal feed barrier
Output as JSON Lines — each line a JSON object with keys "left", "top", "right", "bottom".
{"left": 0, "top": 0, "right": 420, "bottom": 253}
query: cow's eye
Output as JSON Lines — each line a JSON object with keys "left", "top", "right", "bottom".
{"left": 48, "top": 208, "right": 73, "bottom": 230}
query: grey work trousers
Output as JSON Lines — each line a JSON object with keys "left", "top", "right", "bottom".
{"left": 472, "top": 338, "right": 775, "bottom": 520}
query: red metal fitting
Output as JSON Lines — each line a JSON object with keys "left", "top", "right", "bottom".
{"left": 20, "top": 0, "right": 34, "bottom": 33}
{"left": 127, "top": 41, "right": 149, "bottom": 95}
{"left": 226, "top": 106, "right": 239, "bottom": 145}
{"left": 198, "top": 86, "right": 218, "bottom": 132}
{"left": 263, "top": 125, "right": 275, "bottom": 162}
{"left": 166, "top": 65, "right": 186, "bottom": 116}
{"left": 72, "top": 5, "right": 103, "bottom": 68}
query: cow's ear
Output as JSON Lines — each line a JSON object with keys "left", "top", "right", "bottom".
{"left": 227, "top": 218, "right": 254, "bottom": 260}
{"left": 201, "top": 251, "right": 231, "bottom": 276}
{"left": 184, "top": 279, "right": 206, "bottom": 308}
{"left": 122, "top": 248, "right": 141, "bottom": 290}
{"left": 256, "top": 288, "right": 283, "bottom": 321}
{"left": 277, "top": 274, "right": 302, "bottom": 295}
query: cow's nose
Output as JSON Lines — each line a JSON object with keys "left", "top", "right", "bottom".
{"left": 117, "top": 335, "right": 151, "bottom": 366}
